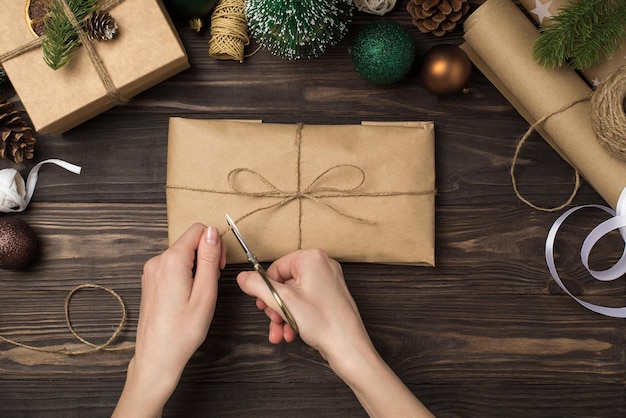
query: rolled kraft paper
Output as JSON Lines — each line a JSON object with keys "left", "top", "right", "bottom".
{"left": 461, "top": 0, "right": 626, "bottom": 209}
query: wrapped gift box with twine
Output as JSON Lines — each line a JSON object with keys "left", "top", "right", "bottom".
{"left": 166, "top": 119, "right": 436, "bottom": 266}
{"left": 0, "top": 0, "right": 189, "bottom": 135}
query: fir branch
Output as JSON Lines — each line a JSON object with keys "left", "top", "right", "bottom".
{"left": 532, "top": 0, "right": 626, "bottom": 71}
{"left": 570, "top": 2, "right": 626, "bottom": 70}
{"left": 41, "top": 0, "right": 98, "bottom": 70}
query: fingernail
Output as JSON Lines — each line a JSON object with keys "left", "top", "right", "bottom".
{"left": 206, "top": 226, "right": 219, "bottom": 245}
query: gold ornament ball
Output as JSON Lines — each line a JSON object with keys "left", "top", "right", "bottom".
{"left": 421, "top": 44, "right": 472, "bottom": 96}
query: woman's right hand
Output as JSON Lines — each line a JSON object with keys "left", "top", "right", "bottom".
{"left": 236, "top": 249, "right": 374, "bottom": 372}
{"left": 236, "top": 249, "right": 434, "bottom": 418}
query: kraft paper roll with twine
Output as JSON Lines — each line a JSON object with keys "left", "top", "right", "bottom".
{"left": 461, "top": 0, "right": 626, "bottom": 211}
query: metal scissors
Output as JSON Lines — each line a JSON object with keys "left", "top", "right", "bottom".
{"left": 225, "top": 213, "right": 299, "bottom": 335}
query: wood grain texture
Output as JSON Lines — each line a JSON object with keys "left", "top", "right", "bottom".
{"left": 0, "top": 1, "right": 624, "bottom": 416}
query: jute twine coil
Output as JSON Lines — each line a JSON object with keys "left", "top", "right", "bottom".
{"left": 354, "top": 0, "right": 397, "bottom": 15}
{"left": 208, "top": 0, "right": 250, "bottom": 62}
{"left": 590, "top": 65, "right": 626, "bottom": 161}
{"left": 0, "top": 284, "right": 133, "bottom": 355}
{"left": 511, "top": 66, "right": 626, "bottom": 211}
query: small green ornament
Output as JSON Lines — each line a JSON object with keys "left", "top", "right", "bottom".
{"left": 164, "top": 0, "right": 219, "bottom": 18}
{"left": 351, "top": 20, "right": 415, "bottom": 85}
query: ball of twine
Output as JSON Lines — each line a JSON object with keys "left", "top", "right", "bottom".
{"left": 590, "top": 65, "right": 626, "bottom": 161}
{"left": 208, "top": 0, "right": 249, "bottom": 63}
{"left": 354, "top": 0, "right": 396, "bottom": 15}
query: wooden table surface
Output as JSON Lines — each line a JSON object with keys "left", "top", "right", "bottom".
{"left": 1, "top": 1, "right": 625, "bottom": 416}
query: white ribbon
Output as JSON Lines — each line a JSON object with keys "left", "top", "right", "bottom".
{"left": 545, "top": 187, "right": 626, "bottom": 318}
{"left": 0, "top": 159, "right": 82, "bottom": 213}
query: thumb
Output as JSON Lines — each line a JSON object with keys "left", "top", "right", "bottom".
{"left": 237, "top": 271, "right": 283, "bottom": 315}
{"left": 191, "top": 226, "right": 223, "bottom": 304}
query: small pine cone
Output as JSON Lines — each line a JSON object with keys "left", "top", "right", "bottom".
{"left": 85, "top": 11, "right": 119, "bottom": 41}
{"left": 406, "top": 0, "right": 470, "bottom": 37}
{"left": 0, "top": 101, "right": 36, "bottom": 164}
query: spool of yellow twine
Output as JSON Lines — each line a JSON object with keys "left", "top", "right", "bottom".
{"left": 208, "top": 0, "right": 249, "bottom": 62}
{"left": 590, "top": 65, "right": 626, "bottom": 161}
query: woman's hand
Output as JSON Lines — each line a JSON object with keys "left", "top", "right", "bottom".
{"left": 113, "top": 224, "right": 226, "bottom": 418}
{"left": 236, "top": 249, "right": 433, "bottom": 418}
{"left": 236, "top": 249, "right": 373, "bottom": 371}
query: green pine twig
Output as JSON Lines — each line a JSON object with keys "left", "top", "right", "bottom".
{"left": 41, "top": 0, "right": 98, "bottom": 70}
{"left": 532, "top": 0, "right": 626, "bottom": 71}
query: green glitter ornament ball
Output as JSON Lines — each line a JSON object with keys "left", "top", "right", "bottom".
{"left": 351, "top": 20, "right": 415, "bottom": 85}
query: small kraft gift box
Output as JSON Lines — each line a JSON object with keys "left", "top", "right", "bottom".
{"left": 0, "top": 0, "right": 189, "bottom": 135}
{"left": 166, "top": 119, "right": 436, "bottom": 266}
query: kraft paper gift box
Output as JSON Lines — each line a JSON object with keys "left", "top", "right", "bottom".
{"left": 166, "top": 119, "right": 436, "bottom": 266}
{"left": 0, "top": 0, "right": 189, "bottom": 135}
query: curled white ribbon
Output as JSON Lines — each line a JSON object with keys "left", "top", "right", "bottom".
{"left": 0, "top": 159, "right": 82, "bottom": 213}
{"left": 545, "top": 187, "right": 626, "bottom": 318}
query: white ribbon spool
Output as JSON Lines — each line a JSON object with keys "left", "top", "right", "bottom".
{"left": 0, "top": 159, "right": 81, "bottom": 212}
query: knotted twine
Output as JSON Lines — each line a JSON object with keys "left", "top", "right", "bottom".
{"left": 511, "top": 66, "right": 626, "bottom": 211}
{"left": 166, "top": 123, "right": 436, "bottom": 248}
{"left": 0, "top": 0, "right": 127, "bottom": 105}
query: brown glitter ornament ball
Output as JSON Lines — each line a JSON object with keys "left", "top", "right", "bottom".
{"left": 0, "top": 218, "right": 38, "bottom": 270}
{"left": 421, "top": 44, "right": 472, "bottom": 96}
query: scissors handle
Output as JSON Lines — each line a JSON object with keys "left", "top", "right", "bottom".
{"left": 253, "top": 263, "right": 299, "bottom": 335}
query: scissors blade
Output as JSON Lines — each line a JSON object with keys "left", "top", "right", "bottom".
{"left": 225, "top": 213, "right": 257, "bottom": 263}
{"left": 224, "top": 213, "right": 300, "bottom": 335}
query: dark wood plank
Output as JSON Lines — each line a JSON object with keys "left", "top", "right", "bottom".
{"left": 1, "top": 1, "right": 624, "bottom": 416}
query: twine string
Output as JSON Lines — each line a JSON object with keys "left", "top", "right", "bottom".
{"left": 208, "top": 0, "right": 250, "bottom": 62}
{"left": 166, "top": 123, "right": 436, "bottom": 249}
{"left": 0, "top": 283, "right": 132, "bottom": 355}
{"left": 510, "top": 96, "right": 589, "bottom": 212}
{"left": 0, "top": 0, "right": 127, "bottom": 105}
{"left": 590, "top": 65, "right": 626, "bottom": 161}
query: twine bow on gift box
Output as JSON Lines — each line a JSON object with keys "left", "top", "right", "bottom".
{"left": 0, "top": 0, "right": 127, "bottom": 105}
{"left": 167, "top": 123, "right": 436, "bottom": 250}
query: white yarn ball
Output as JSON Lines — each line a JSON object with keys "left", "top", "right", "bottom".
{"left": 0, "top": 159, "right": 82, "bottom": 213}
{"left": 353, "top": 0, "right": 396, "bottom": 15}
{"left": 0, "top": 168, "right": 27, "bottom": 212}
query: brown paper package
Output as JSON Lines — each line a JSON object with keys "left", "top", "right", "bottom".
{"left": 0, "top": 0, "right": 189, "bottom": 135}
{"left": 461, "top": 0, "right": 626, "bottom": 209}
{"left": 166, "top": 119, "right": 436, "bottom": 266}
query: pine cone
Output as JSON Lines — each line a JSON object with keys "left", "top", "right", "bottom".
{"left": 406, "top": 0, "right": 470, "bottom": 37}
{"left": 86, "top": 11, "right": 119, "bottom": 41}
{"left": 0, "top": 101, "right": 36, "bottom": 164}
